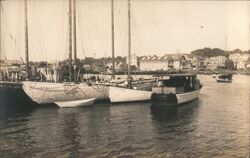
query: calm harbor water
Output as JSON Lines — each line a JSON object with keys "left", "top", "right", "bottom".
{"left": 0, "top": 75, "right": 249, "bottom": 158}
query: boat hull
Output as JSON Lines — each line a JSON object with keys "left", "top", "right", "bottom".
{"left": 151, "top": 93, "right": 178, "bottom": 105}
{"left": 176, "top": 89, "right": 200, "bottom": 104}
{"left": 55, "top": 98, "right": 96, "bottom": 108}
{"left": 216, "top": 79, "right": 232, "bottom": 83}
{"left": 151, "top": 89, "right": 200, "bottom": 106}
{"left": 109, "top": 86, "right": 152, "bottom": 103}
{"left": 22, "top": 82, "right": 109, "bottom": 104}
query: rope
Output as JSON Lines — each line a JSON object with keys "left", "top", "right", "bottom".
{"left": 59, "top": 0, "right": 67, "bottom": 60}
{"left": 77, "top": 1, "right": 85, "bottom": 59}
{"left": 1, "top": 2, "right": 17, "bottom": 60}
{"left": 34, "top": 0, "right": 47, "bottom": 61}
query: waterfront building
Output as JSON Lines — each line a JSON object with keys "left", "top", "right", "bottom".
{"left": 205, "top": 56, "right": 226, "bottom": 70}
{"left": 189, "top": 55, "right": 198, "bottom": 69}
{"left": 172, "top": 55, "right": 182, "bottom": 69}
{"left": 139, "top": 54, "right": 191, "bottom": 71}
{"left": 106, "top": 62, "right": 126, "bottom": 73}
{"left": 126, "top": 53, "right": 139, "bottom": 68}
{"left": 237, "top": 60, "right": 247, "bottom": 70}
{"left": 229, "top": 53, "right": 250, "bottom": 69}
{"left": 172, "top": 54, "right": 190, "bottom": 69}
{"left": 196, "top": 56, "right": 207, "bottom": 68}
{"left": 139, "top": 55, "right": 170, "bottom": 71}
{"left": 229, "top": 53, "right": 242, "bottom": 68}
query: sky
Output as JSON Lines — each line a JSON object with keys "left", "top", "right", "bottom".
{"left": 0, "top": 0, "right": 249, "bottom": 62}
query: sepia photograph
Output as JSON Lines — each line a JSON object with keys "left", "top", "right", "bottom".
{"left": 0, "top": 0, "right": 249, "bottom": 157}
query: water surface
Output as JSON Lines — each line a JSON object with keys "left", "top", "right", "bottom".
{"left": 0, "top": 75, "right": 249, "bottom": 157}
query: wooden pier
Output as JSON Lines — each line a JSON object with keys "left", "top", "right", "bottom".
{"left": 0, "top": 81, "right": 23, "bottom": 89}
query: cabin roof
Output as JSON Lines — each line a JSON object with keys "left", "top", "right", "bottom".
{"left": 153, "top": 73, "right": 197, "bottom": 77}
{"left": 168, "top": 73, "right": 197, "bottom": 77}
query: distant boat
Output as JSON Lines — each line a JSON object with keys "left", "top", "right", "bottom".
{"left": 55, "top": 98, "right": 96, "bottom": 108}
{"left": 151, "top": 73, "right": 202, "bottom": 106}
{"left": 216, "top": 40, "right": 233, "bottom": 83}
{"left": 216, "top": 73, "right": 233, "bottom": 83}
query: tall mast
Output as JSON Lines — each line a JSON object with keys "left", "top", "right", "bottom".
{"left": 24, "top": 0, "right": 29, "bottom": 80}
{"left": 127, "top": 0, "right": 131, "bottom": 87}
{"left": 225, "top": 37, "right": 229, "bottom": 71}
{"left": 68, "top": 0, "right": 72, "bottom": 82}
{"left": 73, "top": 0, "right": 77, "bottom": 82}
{"left": 111, "top": 0, "right": 115, "bottom": 79}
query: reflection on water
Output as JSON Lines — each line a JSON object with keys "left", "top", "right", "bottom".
{"left": 0, "top": 88, "right": 38, "bottom": 120}
{"left": 151, "top": 105, "right": 178, "bottom": 123}
{"left": 0, "top": 75, "right": 249, "bottom": 157}
{"left": 150, "top": 99, "right": 200, "bottom": 124}
{"left": 149, "top": 100, "right": 202, "bottom": 157}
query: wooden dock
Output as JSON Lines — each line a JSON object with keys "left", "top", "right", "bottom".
{"left": 0, "top": 81, "right": 23, "bottom": 89}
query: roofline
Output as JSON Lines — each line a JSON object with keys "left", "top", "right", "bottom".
{"left": 153, "top": 73, "right": 198, "bottom": 77}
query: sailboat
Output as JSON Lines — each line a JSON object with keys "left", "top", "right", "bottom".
{"left": 0, "top": 0, "right": 35, "bottom": 107}
{"left": 216, "top": 49, "right": 233, "bottom": 83}
{"left": 109, "top": 0, "right": 153, "bottom": 103}
{"left": 22, "top": 0, "right": 109, "bottom": 105}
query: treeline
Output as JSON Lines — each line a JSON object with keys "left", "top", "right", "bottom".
{"left": 190, "top": 48, "right": 250, "bottom": 58}
{"left": 62, "top": 56, "right": 125, "bottom": 64}
{"left": 56, "top": 56, "right": 127, "bottom": 73}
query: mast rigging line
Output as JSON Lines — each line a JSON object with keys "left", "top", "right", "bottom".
{"left": 33, "top": 0, "right": 47, "bottom": 61}
{"left": 131, "top": 11, "right": 147, "bottom": 57}
{"left": 115, "top": 7, "right": 127, "bottom": 58}
{"left": 0, "top": 2, "right": 20, "bottom": 61}
{"left": 77, "top": 1, "right": 90, "bottom": 59}
{"left": 127, "top": 0, "right": 131, "bottom": 87}
{"left": 68, "top": 0, "right": 72, "bottom": 82}
{"left": 73, "top": 0, "right": 77, "bottom": 83}
{"left": 111, "top": 0, "right": 115, "bottom": 79}
{"left": 76, "top": 7, "right": 85, "bottom": 59}
{"left": 59, "top": 0, "right": 68, "bottom": 61}
{"left": 73, "top": 0, "right": 77, "bottom": 62}
{"left": 16, "top": 4, "right": 22, "bottom": 61}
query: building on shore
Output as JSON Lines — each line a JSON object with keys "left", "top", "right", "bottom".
{"left": 139, "top": 54, "right": 193, "bottom": 71}
{"left": 205, "top": 56, "right": 227, "bottom": 70}
{"left": 126, "top": 53, "right": 139, "bottom": 68}
{"left": 139, "top": 55, "right": 172, "bottom": 71}
{"left": 195, "top": 56, "right": 207, "bottom": 68}
{"left": 229, "top": 53, "right": 250, "bottom": 69}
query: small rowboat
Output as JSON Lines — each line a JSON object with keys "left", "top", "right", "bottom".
{"left": 216, "top": 74, "right": 233, "bottom": 83}
{"left": 55, "top": 98, "right": 96, "bottom": 108}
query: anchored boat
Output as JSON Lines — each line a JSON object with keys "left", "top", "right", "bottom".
{"left": 22, "top": 82, "right": 108, "bottom": 104}
{"left": 20, "top": 0, "right": 109, "bottom": 105}
{"left": 108, "top": 0, "right": 155, "bottom": 103}
{"left": 151, "top": 73, "right": 202, "bottom": 106}
{"left": 216, "top": 73, "right": 233, "bottom": 83}
{"left": 109, "top": 83, "right": 153, "bottom": 103}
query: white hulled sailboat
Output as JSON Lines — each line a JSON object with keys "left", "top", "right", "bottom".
{"left": 109, "top": 0, "right": 152, "bottom": 103}
{"left": 22, "top": 0, "right": 109, "bottom": 105}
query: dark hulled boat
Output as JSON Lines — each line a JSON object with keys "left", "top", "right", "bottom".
{"left": 151, "top": 73, "right": 202, "bottom": 106}
{"left": 216, "top": 73, "right": 233, "bottom": 83}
